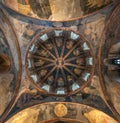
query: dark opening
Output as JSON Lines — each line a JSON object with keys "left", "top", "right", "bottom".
{"left": 0, "top": 54, "right": 11, "bottom": 73}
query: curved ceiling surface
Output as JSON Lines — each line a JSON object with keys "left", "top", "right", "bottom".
{"left": 0, "top": 8, "right": 22, "bottom": 119}
{"left": 5, "top": 102, "right": 118, "bottom": 123}
{"left": 25, "top": 28, "right": 94, "bottom": 96}
{"left": 98, "top": 2, "right": 120, "bottom": 120}
{"left": 2, "top": 0, "right": 113, "bottom": 21}
{"left": 0, "top": 0, "right": 120, "bottom": 123}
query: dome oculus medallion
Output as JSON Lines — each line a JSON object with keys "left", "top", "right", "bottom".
{"left": 25, "top": 29, "right": 94, "bottom": 95}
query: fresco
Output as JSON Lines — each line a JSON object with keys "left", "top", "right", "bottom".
{"left": 98, "top": 2, "right": 120, "bottom": 120}
{"left": 25, "top": 28, "right": 94, "bottom": 96}
{"left": 0, "top": 0, "right": 120, "bottom": 122}
{"left": 0, "top": 8, "right": 21, "bottom": 120}
{"left": 5, "top": 103, "right": 118, "bottom": 123}
{"left": 1, "top": 0, "right": 113, "bottom": 21}
{"left": 84, "top": 14, "right": 105, "bottom": 47}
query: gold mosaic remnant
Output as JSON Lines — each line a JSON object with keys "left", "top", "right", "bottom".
{"left": 54, "top": 104, "right": 67, "bottom": 117}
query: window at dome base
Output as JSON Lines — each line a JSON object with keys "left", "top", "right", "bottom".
{"left": 25, "top": 29, "right": 94, "bottom": 96}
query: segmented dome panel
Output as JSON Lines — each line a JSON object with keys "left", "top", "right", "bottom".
{"left": 26, "top": 29, "right": 94, "bottom": 95}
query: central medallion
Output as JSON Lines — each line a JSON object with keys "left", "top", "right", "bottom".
{"left": 56, "top": 58, "right": 64, "bottom": 67}
{"left": 26, "top": 29, "right": 94, "bottom": 95}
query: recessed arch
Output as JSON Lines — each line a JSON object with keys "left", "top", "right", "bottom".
{"left": 0, "top": 54, "right": 11, "bottom": 73}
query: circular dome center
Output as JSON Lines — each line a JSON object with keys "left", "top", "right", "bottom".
{"left": 56, "top": 58, "right": 64, "bottom": 67}
{"left": 26, "top": 29, "right": 94, "bottom": 95}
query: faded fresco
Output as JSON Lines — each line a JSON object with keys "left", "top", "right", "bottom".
{"left": 2, "top": 0, "right": 113, "bottom": 21}
{"left": 0, "top": 8, "right": 21, "bottom": 118}
{"left": 99, "top": 2, "right": 120, "bottom": 117}
{"left": 0, "top": 0, "right": 120, "bottom": 123}
{"left": 5, "top": 103, "right": 118, "bottom": 123}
